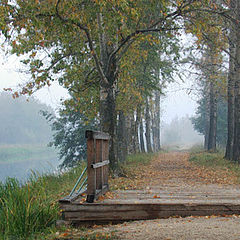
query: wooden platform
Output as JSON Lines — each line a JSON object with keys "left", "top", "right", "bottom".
{"left": 59, "top": 186, "right": 240, "bottom": 224}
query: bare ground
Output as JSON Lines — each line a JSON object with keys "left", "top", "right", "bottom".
{"left": 93, "top": 215, "right": 240, "bottom": 240}
{"left": 89, "top": 152, "right": 240, "bottom": 240}
{"left": 56, "top": 152, "right": 240, "bottom": 239}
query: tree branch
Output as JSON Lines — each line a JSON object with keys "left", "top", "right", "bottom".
{"left": 55, "top": 0, "right": 109, "bottom": 86}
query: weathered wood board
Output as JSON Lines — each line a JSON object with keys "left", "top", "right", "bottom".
{"left": 59, "top": 183, "right": 240, "bottom": 224}
{"left": 60, "top": 202, "right": 240, "bottom": 222}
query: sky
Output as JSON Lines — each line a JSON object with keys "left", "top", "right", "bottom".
{"left": 0, "top": 53, "right": 198, "bottom": 123}
{"left": 0, "top": 53, "right": 69, "bottom": 109}
{"left": 161, "top": 78, "right": 198, "bottom": 123}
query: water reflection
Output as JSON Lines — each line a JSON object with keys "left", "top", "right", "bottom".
{"left": 0, "top": 158, "right": 60, "bottom": 183}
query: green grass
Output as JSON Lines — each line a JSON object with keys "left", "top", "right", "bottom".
{"left": 125, "top": 152, "right": 155, "bottom": 166}
{"left": 188, "top": 144, "right": 205, "bottom": 153}
{"left": 0, "top": 163, "right": 86, "bottom": 240}
{"left": 0, "top": 152, "right": 156, "bottom": 239}
{"left": 189, "top": 150, "right": 240, "bottom": 182}
{"left": 118, "top": 152, "right": 155, "bottom": 176}
{"left": 0, "top": 144, "right": 57, "bottom": 163}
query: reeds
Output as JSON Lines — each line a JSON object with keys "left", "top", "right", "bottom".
{"left": 0, "top": 163, "right": 86, "bottom": 239}
{"left": 0, "top": 177, "right": 58, "bottom": 239}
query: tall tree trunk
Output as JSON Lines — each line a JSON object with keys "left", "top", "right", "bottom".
{"left": 225, "top": 41, "right": 235, "bottom": 159}
{"left": 232, "top": 0, "right": 240, "bottom": 163}
{"left": 151, "top": 98, "right": 157, "bottom": 152}
{"left": 117, "top": 111, "right": 127, "bottom": 163}
{"left": 134, "top": 108, "right": 140, "bottom": 153}
{"left": 233, "top": 71, "right": 240, "bottom": 162}
{"left": 98, "top": 13, "right": 118, "bottom": 171}
{"left": 155, "top": 90, "right": 161, "bottom": 151}
{"left": 130, "top": 112, "right": 137, "bottom": 154}
{"left": 207, "top": 78, "right": 217, "bottom": 151}
{"left": 139, "top": 110, "right": 145, "bottom": 153}
{"left": 203, "top": 83, "right": 210, "bottom": 150}
{"left": 145, "top": 97, "right": 153, "bottom": 153}
{"left": 225, "top": 0, "right": 236, "bottom": 160}
{"left": 204, "top": 106, "right": 210, "bottom": 150}
{"left": 125, "top": 113, "right": 134, "bottom": 154}
{"left": 100, "top": 86, "right": 117, "bottom": 169}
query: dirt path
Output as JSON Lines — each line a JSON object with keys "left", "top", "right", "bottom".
{"left": 131, "top": 151, "right": 238, "bottom": 186}
{"left": 105, "top": 152, "right": 240, "bottom": 204}
{"left": 93, "top": 215, "right": 240, "bottom": 240}
{"left": 91, "top": 152, "right": 240, "bottom": 239}
{"left": 56, "top": 152, "right": 240, "bottom": 239}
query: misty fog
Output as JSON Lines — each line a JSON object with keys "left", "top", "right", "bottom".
{"left": 161, "top": 115, "right": 203, "bottom": 150}
{"left": 0, "top": 93, "right": 59, "bottom": 182}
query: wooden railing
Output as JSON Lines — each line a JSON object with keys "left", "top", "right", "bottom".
{"left": 59, "top": 130, "right": 110, "bottom": 204}
{"left": 85, "top": 130, "right": 110, "bottom": 203}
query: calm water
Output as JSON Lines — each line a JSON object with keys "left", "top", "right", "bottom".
{"left": 0, "top": 157, "right": 60, "bottom": 183}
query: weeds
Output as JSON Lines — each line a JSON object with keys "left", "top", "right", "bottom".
{"left": 189, "top": 150, "right": 240, "bottom": 182}
{"left": 118, "top": 153, "right": 155, "bottom": 177}
{"left": 0, "top": 177, "right": 58, "bottom": 239}
{"left": 0, "top": 163, "right": 86, "bottom": 239}
{"left": 0, "top": 152, "right": 154, "bottom": 239}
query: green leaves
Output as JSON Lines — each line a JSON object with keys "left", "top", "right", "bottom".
{"left": 0, "top": 0, "right": 184, "bottom": 121}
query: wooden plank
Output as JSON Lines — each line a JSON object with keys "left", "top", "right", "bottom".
{"left": 86, "top": 137, "right": 96, "bottom": 203}
{"left": 60, "top": 202, "right": 240, "bottom": 222}
{"left": 85, "top": 130, "right": 110, "bottom": 140}
{"left": 91, "top": 160, "right": 110, "bottom": 169}
{"left": 85, "top": 130, "right": 110, "bottom": 203}
{"left": 95, "top": 139, "right": 101, "bottom": 191}
{"left": 63, "top": 205, "right": 240, "bottom": 221}
{"left": 103, "top": 140, "right": 109, "bottom": 186}
{"left": 60, "top": 203, "right": 240, "bottom": 212}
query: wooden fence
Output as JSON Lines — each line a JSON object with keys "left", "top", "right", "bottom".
{"left": 59, "top": 130, "right": 110, "bottom": 204}
{"left": 85, "top": 130, "right": 110, "bottom": 203}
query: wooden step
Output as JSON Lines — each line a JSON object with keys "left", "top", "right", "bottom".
{"left": 60, "top": 202, "right": 240, "bottom": 223}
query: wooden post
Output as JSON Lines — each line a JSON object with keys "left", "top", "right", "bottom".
{"left": 85, "top": 130, "right": 110, "bottom": 203}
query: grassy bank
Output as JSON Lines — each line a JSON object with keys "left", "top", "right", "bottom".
{"left": 0, "top": 153, "right": 155, "bottom": 239}
{"left": 0, "top": 144, "right": 57, "bottom": 163}
{"left": 189, "top": 149, "right": 240, "bottom": 183}
{"left": 0, "top": 163, "right": 86, "bottom": 239}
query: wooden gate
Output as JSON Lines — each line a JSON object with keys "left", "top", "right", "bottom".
{"left": 85, "top": 130, "right": 110, "bottom": 203}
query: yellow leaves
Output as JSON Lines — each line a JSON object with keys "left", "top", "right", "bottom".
{"left": 176, "top": 0, "right": 182, "bottom": 7}
{"left": 12, "top": 91, "right": 19, "bottom": 99}
{"left": 59, "top": 232, "right": 69, "bottom": 237}
{"left": 98, "top": 195, "right": 105, "bottom": 201}
{"left": 30, "top": 51, "right": 36, "bottom": 58}
{"left": 12, "top": 40, "right": 17, "bottom": 47}
{"left": 39, "top": 40, "right": 45, "bottom": 47}
{"left": 55, "top": 228, "right": 115, "bottom": 240}
{"left": 3, "top": 88, "right": 12, "bottom": 92}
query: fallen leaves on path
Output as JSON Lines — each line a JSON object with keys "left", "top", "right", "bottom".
{"left": 109, "top": 152, "right": 238, "bottom": 194}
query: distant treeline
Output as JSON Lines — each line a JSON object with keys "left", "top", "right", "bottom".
{"left": 0, "top": 92, "right": 53, "bottom": 144}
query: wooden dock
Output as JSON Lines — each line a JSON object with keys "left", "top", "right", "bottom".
{"left": 59, "top": 187, "right": 240, "bottom": 224}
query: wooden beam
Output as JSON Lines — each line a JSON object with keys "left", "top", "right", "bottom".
{"left": 85, "top": 130, "right": 110, "bottom": 140}
{"left": 91, "top": 160, "right": 110, "bottom": 169}
{"left": 60, "top": 203, "right": 240, "bottom": 222}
